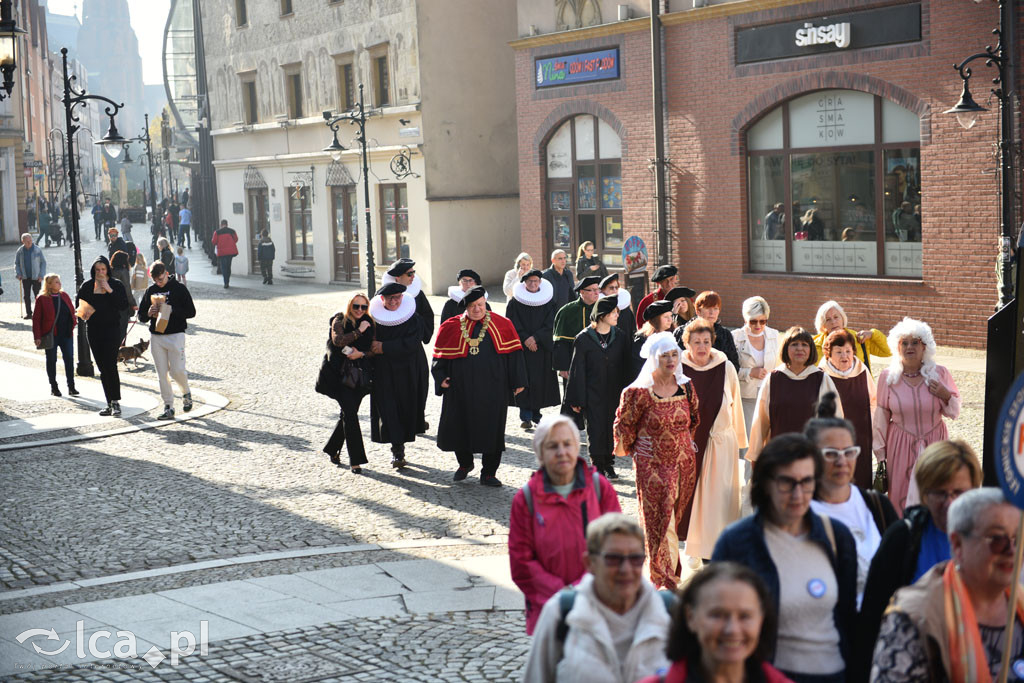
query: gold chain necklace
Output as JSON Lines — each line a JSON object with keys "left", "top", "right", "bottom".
{"left": 460, "top": 312, "right": 490, "bottom": 355}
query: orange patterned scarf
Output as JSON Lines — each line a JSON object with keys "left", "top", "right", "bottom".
{"left": 943, "top": 561, "right": 1024, "bottom": 682}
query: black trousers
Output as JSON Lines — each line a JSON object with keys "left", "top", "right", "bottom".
{"left": 324, "top": 389, "right": 368, "bottom": 466}
{"left": 260, "top": 260, "right": 273, "bottom": 283}
{"left": 455, "top": 451, "right": 501, "bottom": 478}
{"left": 219, "top": 255, "right": 234, "bottom": 286}
{"left": 22, "top": 279, "right": 41, "bottom": 315}
{"left": 88, "top": 329, "right": 121, "bottom": 402}
{"left": 93, "top": 219, "right": 102, "bottom": 241}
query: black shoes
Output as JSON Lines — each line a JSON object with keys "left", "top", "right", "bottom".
{"left": 453, "top": 467, "right": 471, "bottom": 482}
{"left": 391, "top": 457, "right": 408, "bottom": 469}
{"left": 99, "top": 404, "right": 113, "bottom": 416}
{"left": 520, "top": 421, "right": 532, "bottom": 430}
{"left": 603, "top": 467, "right": 619, "bottom": 480}
{"left": 68, "top": 385, "right": 79, "bottom": 396}
{"left": 325, "top": 450, "right": 341, "bottom": 466}
{"left": 157, "top": 405, "right": 175, "bottom": 420}
{"left": 480, "top": 476, "right": 502, "bottom": 487}
{"left": 111, "top": 401, "right": 121, "bottom": 417}
{"left": 50, "top": 384, "right": 61, "bottom": 397}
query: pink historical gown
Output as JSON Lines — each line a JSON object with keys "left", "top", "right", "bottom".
{"left": 873, "top": 366, "right": 960, "bottom": 513}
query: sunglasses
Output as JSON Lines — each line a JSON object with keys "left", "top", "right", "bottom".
{"left": 973, "top": 533, "right": 1018, "bottom": 556}
{"left": 821, "top": 446, "right": 861, "bottom": 461}
{"left": 352, "top": 303, "right": 368, "bottom": 311}
{"left": 593, "top": 552, "right": 646, "bottom": 568}
{"left": 748, "top": 318, "right": 767, "bottom": 326}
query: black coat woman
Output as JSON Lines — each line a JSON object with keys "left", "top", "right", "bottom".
{"left": 505, "top": 269, "right": 560, "bottom": 429}
{"left": 76, "top": 255, "right": 130, "bottom": 416}
{"left": 567, "top": 294, "right": 631, "bottom": 479}
{"left": 316, "top": 293, "right": 375, "bottom": 473}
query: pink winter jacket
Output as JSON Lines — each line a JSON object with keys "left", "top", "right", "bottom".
{"left": 508, "top": 462, "right": 621, "bottom": 634}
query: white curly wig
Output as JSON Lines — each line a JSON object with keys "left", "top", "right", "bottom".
{"left": 814, "top": 300, "right": 848, "bottom": 334}
{"left": 885, "top": 317, "right": 937, "bottom": 385}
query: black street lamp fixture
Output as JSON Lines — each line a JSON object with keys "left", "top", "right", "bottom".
{"left": 120, "top": 143, "right": 133, "bottom": 164}
{"left": 120, "top": 114, "right": 162, "bottom": 247}
{"left": 323, "top": 83, "right": 380, "bottom": 292}
{"left": 60, "top": 46, "right": 129, "bottom": 377}
{"left": 950, "top": 1, "right": 1022, "bottom": 488}
{"left": 0, "top": 1, "right": 25, "bottom": 99}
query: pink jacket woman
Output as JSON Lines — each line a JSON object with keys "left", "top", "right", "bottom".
{"left": 509, "top": 458, "right": 620, "bottom": 634}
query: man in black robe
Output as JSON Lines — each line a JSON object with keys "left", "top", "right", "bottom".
{"left": 382, "top": 258, "right": 432, "bottom": 432}
{"left": 506, "top": 269, "right": 560, "bottom": 431}
{"left": 440, "top": 269, "right": 488, "bottom": 323}
{"left": 432, "top": 286, "right": 527, "bottom": 487}
{"left": 368, "top": 283, "right": 426, "bottom": 469}
{"left": 566, "top": 295, "right": 630, "bottom": 479}
{"left": 600, "top": 273, "right": 636, "bottom": 340}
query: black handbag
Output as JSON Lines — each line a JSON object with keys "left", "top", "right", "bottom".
{"left": 340, "top": 359, "right": 370, "bottom": 390}
{"left": 36, "top": 313, "right": 56, "bottom": 351}
{"left": 873, "top": 460, "right": 889, "bottom": 494}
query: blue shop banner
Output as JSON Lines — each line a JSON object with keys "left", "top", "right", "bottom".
{"left": 536, "top": 48, "right": 620, "bottom": 88}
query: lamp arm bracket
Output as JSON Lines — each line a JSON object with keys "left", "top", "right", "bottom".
{"left": 954, "top": 49, "right": 1005, "bottom": 83}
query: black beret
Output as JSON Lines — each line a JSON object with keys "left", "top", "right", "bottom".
{"left": 651, "top": 265, "right": 678, "bottom": 282}
{"left": 665, "top": 286, "right": 696, "bottom": 302}
{"left": 459, "top": 285, "right": 488, "bottom": 308}
{"left": 520, "top": 269, "right": 544, "bottom": 282}
{"left": 376, "top": 283, "right": 407, "bottom": 296}
{"left": 599, "top": 273, "right": 619, "bottom": 290}
{"left": 457, "top": 269, "right": 481, "bottom": 285}
{"left": 591, "top": 295, "right": 619, "bottom": 321}
{"left": 386, "top": 258, "right": 416, "bottom": 276}
{"left": 574, "top": 275, "right": 601, "bottom": 292}
{"left": 643, "top": 299, "right": 672, "bottom": 321}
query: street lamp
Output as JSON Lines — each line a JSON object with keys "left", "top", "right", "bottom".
{"left": 323, "top": 83, "right": 380, "bottom": 292}
{"left": 951, "top": 2, "right": 1022, "bottom": 487}
{"left": 120, "top": 114, "right": 160, "bottom": 250}
{"left": 0, "top": 1, "right": 25, "bottom": 99}
{"left": 60, "top": 46, "right": 128, "bottom": 377}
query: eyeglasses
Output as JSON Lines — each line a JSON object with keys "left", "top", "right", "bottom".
{"left": 352, "top": 304, "right": 368, "bottom": 311}
{"left": 593, "top": 552, "right": 646, "bottom": 568}
{"left": 748, "top": 318, "right": 768, "bottom": 327}
{"left": 581, "top": 287, "right": 600, "bottom": 294}
{"left": 821, "top": 446, "right": 861, "bottom": 461}
{"left": 972, "top": 533, "right": 1018, "bottom": 556}
{"left": 772, "top": 476, "right": 816, "bottom": 494}
{"left": 924, "top": 489, "right": 968, "bottom": 504}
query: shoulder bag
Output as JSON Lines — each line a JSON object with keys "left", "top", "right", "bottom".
{"left": 36, "top": 304, "right": 56, "bottom": 350}
{"left": 873, "top": 460, "right": 889, "bottom": 494}
{"left": 340, "top": 358, "right": 371, "bottom": 391}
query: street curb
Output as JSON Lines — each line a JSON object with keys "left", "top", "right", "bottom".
{"left": 0, "top": 347, "right": 231, "bottom": 452}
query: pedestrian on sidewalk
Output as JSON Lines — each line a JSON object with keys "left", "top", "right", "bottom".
{"left": 15, "top": 233, "right": 46, "bottom": 319}
{"left": 381, "top": 258, "right": 433, "bottom": 433}
{"left": 316, "top": 294, "right": 375, "bottom": 473}
{"left": 157, "top": 237, "right": 176, "bottom": 277}
{"left": 76, "top": 256, "right": 130, "bottom": 416}
{"left": 177, "top": 203, "right": 192, "bottom": 248}
{"left": 109, "top": 250, "right": 138, "bottom": 343}
{"left": 257, "top": 231, "right": 275, "bottom": 284}
{"left": 432, "top": 286, "right": 527, "bottom": 487}
{"left": 107, "top": 227, "right": 133, "bottom": 262}
{"left": 138, "top": 261, "right": 196, "bottom": 420}
{"left": 174, "top": 247, "right": 189, "bottom": 287}
{"left": 91, "top": 201, "right": 103, "bottom": 241}
{"left": 210, "top": 219, "right": 239, "bottom": 288}
{"left": 100, "top": 199, "right": 117, "bottom": 243}
{"left": 32, "top": 273, "right": 78, "bottom": 397}
{"left": 503, "top": 252, "right": 532, "bottom": 299}
{"left": 131, "top": 252, "right": 149, "bottom": 302}
{"left": 120, "top": 215, "right": 133, "bottom": 244}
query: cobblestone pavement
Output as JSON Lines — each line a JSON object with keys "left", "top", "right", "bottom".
{"left": 0, "top": 231, "right": 986, "bottom": 680}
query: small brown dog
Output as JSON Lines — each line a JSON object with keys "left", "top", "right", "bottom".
{"left": 118, "top": 339, "right": 150, "bottom": 369}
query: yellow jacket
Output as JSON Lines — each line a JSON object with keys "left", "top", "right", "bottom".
{"left": 814, "top": 327, "right": 891, "bottom": 368}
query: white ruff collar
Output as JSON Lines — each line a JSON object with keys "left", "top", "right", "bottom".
{"left": 381, "top": 272, "right": 422, "bottom": 298}
{"left": 370, "top": 293, "right": 416, "bottom": 326}
{"left": 616, "top": 290, "right": 631, "bottom": 310}
{"left": 448, "top": 285, "right": 488, "bottom": 303}
{"left": 513, "top": 279, "right": 553, "bottom": 306}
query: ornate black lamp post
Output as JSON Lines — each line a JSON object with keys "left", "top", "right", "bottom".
{"left": 0, "top": 1, "right": 25, "bottom": 100}
{"left": 323, "top": 84, "right": 380, "bottom": 292}
{"left": 60, "top": 47, "right": 128, "bottom": 377}
{"left": 120, "top": 114, "right": 161, "bottom": 247}
{"left": 951, "top": 2, "right": 1022, "bottom": 486}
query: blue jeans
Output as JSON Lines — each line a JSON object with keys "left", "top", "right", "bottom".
{"left": 46, "top": 335, "right": 74, "bottom": 387}
{"left": 519, "top": 408, "right": 541, "bottom": 424}
{"left": 218, "top": 255, "right": 234, "bottom": 286}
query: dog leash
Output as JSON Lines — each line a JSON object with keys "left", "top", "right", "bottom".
{"left": 120, "top": 318, "right": 137, "bottom": 347}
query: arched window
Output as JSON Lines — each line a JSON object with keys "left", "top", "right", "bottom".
{"left": 747, "top": 90, "right": 921, "bottom": 278}
{"left": 545, "top": 115, "right": 623, "bottom": 267}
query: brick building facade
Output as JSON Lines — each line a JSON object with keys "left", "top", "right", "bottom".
{"left": 513, "top": 0, "right": 1022, "bottom": 347}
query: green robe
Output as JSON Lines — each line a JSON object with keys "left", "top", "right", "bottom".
{"left": 552, "top": 298, "right": 595, "bottom": 371}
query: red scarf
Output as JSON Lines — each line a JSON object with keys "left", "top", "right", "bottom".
{"left": 433, "top": 312, "right": 522, "bottom": 359}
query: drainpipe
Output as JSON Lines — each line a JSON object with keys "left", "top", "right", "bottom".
{"left": 650, "top": 1, "right": 668, "bottom": 265}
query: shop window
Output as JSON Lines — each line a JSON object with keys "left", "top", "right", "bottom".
{"left": 289, "top": 186, "right": 313, "bottom": 261}
{"left": 380, "top": 184, "right": 408, "bottom": 264}
{"left": 544, "top": 115, "right": 623, "bottom": 267}
{"left": 747, "top": 90, "right": 921, "bottom": 278}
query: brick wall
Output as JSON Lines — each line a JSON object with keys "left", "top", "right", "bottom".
{"left": 515, "top": 0, "right": 1018, "bottom": 348}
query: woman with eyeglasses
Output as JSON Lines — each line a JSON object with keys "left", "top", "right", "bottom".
{"left": 806, "top": 394, "right": 897, "bottom": 611}
{"left": 712, "top": 434, "right": 857, "bottom": 683}
{"left": 819, "top": 329, "right": 876, "bottom": 490}
{"left": 856, "top": 439, "right": 981, "bottom": 682}
{"left": 732, "top": 296, "right": 780, "bottom": 434}
{"left": 316, "top": 293, "right": 376, "bottom": 473}
{"left": 870, "top": 488, "right": 1023, "bottom": 682}
{"left": 873, "top": 317, "right": 960, "bottom": 513}
{"left": 521, "top": 513, "right": 672, "bottom": 683}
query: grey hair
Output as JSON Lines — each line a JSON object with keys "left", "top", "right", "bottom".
{"left": 742, "top": 296, "right": 771, "bottom": 321}
{"left": 550, "top": 248, "right": 567, "bottom": 261}
{"left": 513, "top": 252, "right": 532, "bottom": 269}
{"left": 157, "top": 237, "right": 170, "bottom": 249}
{"left": 947, "top": 488, "right": 1011, "bottom": 540}
{"left": 814, "top": 300, "right": 847, "bottom": 334}
{"left": 885, "top": 317, "right": 938, "bottom": 385}
{"left": 531, "top": 413, "right": 580, "bottom": 466}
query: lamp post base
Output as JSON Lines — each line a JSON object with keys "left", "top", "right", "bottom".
{"left": 76, "top": 361, "right": 95, "bottom": 377}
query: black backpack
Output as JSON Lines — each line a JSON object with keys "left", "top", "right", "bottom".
{"left": 555, "top": 588, "right": 677, "bottom": 643}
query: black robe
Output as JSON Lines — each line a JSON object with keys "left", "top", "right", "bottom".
{"left": 414, "top": 291, "right": 434, "bottom": 344}
{"left": 506, "top": 297, "right": 560, "bottom": 412}
{"left": 629, "top": 331, "right": 650, "bottom": 384}
{"left": 413, "top": 290, "right": 434, "bottom": 430}
{"left": 617, "top": 306, "right": 637, "bottom": 339}
{"left": 431, "top": 323, "right": 528, "bottom": 454}
{"left": 565, "top": 327, "right": 630, "bottom": 466}
{"left": 370, "top": 314, "right": 426, "bottom": 446}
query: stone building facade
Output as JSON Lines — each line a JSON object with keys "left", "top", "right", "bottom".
{"left": 513, "top": 0, "right": 1023, "bottom": 348}
{"left": 203, "top": 0, "right": 519, "bottom": 292}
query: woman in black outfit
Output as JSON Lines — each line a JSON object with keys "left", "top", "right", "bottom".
{"left": 316, "top": 293, "right": 375, "bottom": 473}
{"left": 574, "top": 241, "right": 609, "bottom": 281}
{"left": 76, "top": 255, "right": 130, "bottom": 416}
{"left": 109, "top": 250, "right": 138, "bottom": 344}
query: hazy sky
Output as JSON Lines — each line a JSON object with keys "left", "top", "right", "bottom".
{"left": 47, "top": 0, "right": 171, "bottom": 85}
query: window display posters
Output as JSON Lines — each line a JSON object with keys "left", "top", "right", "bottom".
{"left": 622, "top": 235, "right": 648, "bottom": 274}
